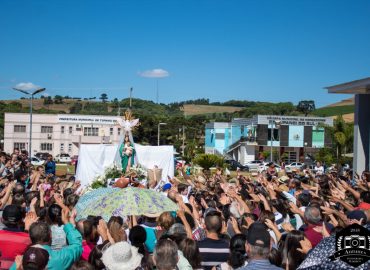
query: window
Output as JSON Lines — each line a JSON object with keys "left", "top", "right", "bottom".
{"left": 215, "top": 133, "right": 225, "bottom": 139}
{"left": 14, "top": 142, "right": 26, "bottom": 150}
{"left": 268, "top": 129, "right": 280, "bottom": 141}
{"left": 14, "top": 125, "right": 26, "bottom": 133}
{"left": 110, "top": 127, "right": 114, "bottom": 136}
{"left": 84, "top": 127, "right": 99, "bottom": 136}
{"left": 41, "top": 126, "right": 53, "bottom": 133}
{"left": 68, "top": 144, "right": 72, "bottom": 152}
{"left": 118, "top": 128, "right": 121, "bottom": 136}
{"left": 41, "top": 143, "right": 53, "bottom": 151}
{"left": 60, "top": 143, "right": 64, "bottom": 152}
{"left": 61, "top": 126, "right": 65, "bottom": 134}
{"left": 69, "top": 126, "right": 73, "bottom": 134}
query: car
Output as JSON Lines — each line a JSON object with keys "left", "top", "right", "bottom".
{"left": 35, "top": 152, "right": 49, "bottom": 160}
{"left": 55, "top": 153, "right": 72, "bottom": 164}
{"left": 245, "top": 160, "right": 263, "bottom": 171}
{"left": 285, "top": 162, "right": 304, "bottom": 172}
{"left": 30, "top": 156, "right": 45, "bottom": 166}
{"left": 225, "top": 159, "right": 249, "bottom": 171}
{"left": 71, "top": 155, "right": 79, "bottom": 166}
{"left": 258, "top": 162, "right": 281, "bottom": 173}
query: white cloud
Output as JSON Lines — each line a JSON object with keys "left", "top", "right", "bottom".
{"left": 14, "top": 82, "right": 40, "bottom": 91}
{"left": 139, "top": 68, "right": 169, "bottom": 78}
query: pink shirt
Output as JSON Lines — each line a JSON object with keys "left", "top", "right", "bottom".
{"left": 81, "top": 240, "right": 95, "bottom": 261}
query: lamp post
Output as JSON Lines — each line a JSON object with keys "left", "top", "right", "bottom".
{"left": 270, "top": 120, "right": 281, "bottom": 162}
{"left": 13, "top": 87, "right": 46, "bottom": 158}
{"left": 157, "top": 122, "right": 167, "bottom": 146}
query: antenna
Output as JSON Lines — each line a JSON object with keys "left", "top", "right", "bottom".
{"left": 156, "top": 80, "right": 159, "bottom": 104}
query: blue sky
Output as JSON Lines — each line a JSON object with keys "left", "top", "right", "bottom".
{"left": 1, "top": 0, "right": 370, "bottom": 107}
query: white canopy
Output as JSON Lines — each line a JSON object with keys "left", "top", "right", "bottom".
{"left": 75, "top": 143, "right": 174, "bottom": 187}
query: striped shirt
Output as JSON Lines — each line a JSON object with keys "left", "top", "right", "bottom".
{"left": 198, "top": 238, "right": 229, "bottom": 270}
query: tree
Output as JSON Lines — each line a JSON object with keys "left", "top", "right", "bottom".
{"left": 297, "top": 100, "right": 315, "bottom": 116}
{"left": 192, "top": 154, "right": 225, "bottom": 170}
{"left": 54, "top": 95, "right": 64, "bottom": 104}
{"left": 69, "top": 102, "right": 83, "bottom": 114}
{"left": 111, "top": 98, "right": 119, "bottom": 109}
{"left": 100, "top": 93, "right": 108, "bottom": 103}
{"left": 323, "top": 115, "right": 354, "bottom": 164}
{"left": 43, "top": 96, "right": 53, "bottom": 105}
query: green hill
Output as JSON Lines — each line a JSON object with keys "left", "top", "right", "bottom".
{"left": 312, "top": 105, "right": 355, "bottom": 117}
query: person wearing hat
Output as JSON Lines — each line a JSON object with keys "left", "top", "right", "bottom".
{"left": 0, "top": 204, "right": 31, "bottom": 269}
{"left": 102, "top": 241, "right": 143, "bottom": 270}
{"left": 194, "top": 175, "right": 207, "bottom": 190}
{"left": 16, "top": 246, "right": 49, "bottom": 270}
{"left": 346, "top": 210, "right": 367, "bottom": 225}
{"left": 161, "top": 183, "right": 172, "bottom": 197}
{"left": 239, "top": 222, "right": 282, "bottom": 270}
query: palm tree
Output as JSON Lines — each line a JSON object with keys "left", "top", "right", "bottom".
{"left": 325, "top": 115, "right": 353, "bottom": 163}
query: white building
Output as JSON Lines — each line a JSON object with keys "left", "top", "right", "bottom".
{"left": 4, "top": 113, "right": 123, "bottom": 156}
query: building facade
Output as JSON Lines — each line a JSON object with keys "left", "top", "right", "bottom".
{"left": 4, "top": 113, "right": 123, "bottom": 156}
{"left": 205, "top": 115, "right": 334, "bottom": 164}
{"left": 325, "top": 77, "right": 370, "bottom": 174}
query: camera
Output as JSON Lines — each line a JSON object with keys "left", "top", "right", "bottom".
{"left": 344, "top": 235, "right": 366, "bottom": 249}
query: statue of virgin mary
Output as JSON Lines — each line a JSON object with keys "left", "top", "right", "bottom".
{"left": 114, "top": 110, "right": 139, "bottom": 173}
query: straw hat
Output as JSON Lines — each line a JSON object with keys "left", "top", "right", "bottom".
{"left": 102, "top": 242, "right": 143, "bottom": 270}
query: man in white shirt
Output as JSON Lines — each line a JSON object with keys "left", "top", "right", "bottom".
{"left": 314, "top": 161, "right": 324, "bottom": 176}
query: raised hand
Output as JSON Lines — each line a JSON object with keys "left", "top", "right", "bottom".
{"left": 97, "top": 219, "right": 109, "bottom": 241}
{"left": 264, "top": 219, "right": 276, "bottom": 230}
{"left": 297, "top": 237, "right": 313, "bottom": 254}
{"left": 24, "top": 211, "right": 39, "bottom": 231}
{"left": 281, "top": 222, "right": 294, "bottom": 232}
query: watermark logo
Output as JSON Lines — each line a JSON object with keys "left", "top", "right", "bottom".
{"left": 329, "top": 224, "right": 370, "bottom": 267}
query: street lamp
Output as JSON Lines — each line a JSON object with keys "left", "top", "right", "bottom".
{"left": 270, "top": 120, "right": 281, "bottom": 162}
{"left": 158, "top": 122, "right": 167, "bottom": 146}
{"left": 13, "top": 87, "right": 46, "bottom": 158}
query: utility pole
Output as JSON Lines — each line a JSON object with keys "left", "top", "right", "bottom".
{"left": 156, "top": 80, "right": 159, "bottom": 104}
{"left": 13, "top": 87, "right": 46, "bottom": 158}
{"left": 182, "top": 125, "right": 185, "bottom": 156}
{"left": 129, "top": 87, "right": 133, "bottom": 108}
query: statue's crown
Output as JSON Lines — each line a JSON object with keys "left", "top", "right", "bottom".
{"left": 124, "top": 109, "right": 133, "bottom": 121}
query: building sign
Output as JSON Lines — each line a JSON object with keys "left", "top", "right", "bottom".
{"left": 258, "top": 115, "right": 333, "bottom": 127}
{"left": 57, "top": 115, "right": 119, "bottom": 125}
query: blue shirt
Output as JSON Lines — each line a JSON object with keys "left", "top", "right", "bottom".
{"left": 239, "top": 259, "right": 283, "bottom": 270}
{"left": 45, "top": 160, "right": 56, "bottom": 175}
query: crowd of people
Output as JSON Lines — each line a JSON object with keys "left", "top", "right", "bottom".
{"left": 0, "top": 148, "right": 370, "bottom": 270}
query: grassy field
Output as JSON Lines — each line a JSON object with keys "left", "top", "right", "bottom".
{"left": 312, "top": 105, "right": 354, "bottom": 117}
{"left": 324, "top": 97, "right": 354, "bottom": 107}
{"left": 181, "top": 104, "right": 244, "bottom": 116}
{"left": 56, "top": 164, "right": 76, "bottom": 176}
{"left": 4, "top": 99, "right": 98, "bottom": 113}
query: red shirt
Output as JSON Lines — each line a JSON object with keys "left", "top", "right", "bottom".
{"left": 304, "top": 224, "right": 325, "bottom": 248}
{"left": 356, "top": 202, "right": 370, "bottom": 211}
{"left": 0, "top": 230, "right": 31, "bottom": 269}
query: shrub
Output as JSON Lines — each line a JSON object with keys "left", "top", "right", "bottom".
{"left": 192, "top": 154, "right": 224, "bottom": 170}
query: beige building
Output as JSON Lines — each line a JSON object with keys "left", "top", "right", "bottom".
{"left": 4, "top": 113, "right": 123, "bottom": 156}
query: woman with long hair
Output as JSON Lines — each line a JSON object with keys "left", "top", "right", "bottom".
{"left": 179, "top": 238, "right": 202, "bottom": 270}
{"left": 107, "top": 216, "right": 127, "bottom": 243}
{"left": 48, "top": 204, "right": 67, "bottom": 250}
{"left": 281, "top": 230, "right": 306, "bottom": 270}
{"left": 214, "top": 234, "right": 247, "bottom": 270}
